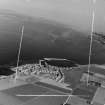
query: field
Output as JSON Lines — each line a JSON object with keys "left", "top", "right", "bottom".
{"left": 0, "top": 79, "right": 70, "bottom": 105}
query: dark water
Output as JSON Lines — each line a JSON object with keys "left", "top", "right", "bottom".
{"left": 0, "top": 31, "right": 102, "bottom": 67}
{"left": 41, "top": 59, "right": 78, "bottom": 67}
{"left": 0, "top": 66, "right": 15, "bottom": 76}
{"left": 0, "top": 30, "right": 103, "bottom": 67}
{"left": 0, "top": 12, "right": 105, "bottom": 67}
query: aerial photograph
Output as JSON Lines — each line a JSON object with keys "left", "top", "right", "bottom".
{"left": 0, "top": 0, "right": 105, "bottom": 105}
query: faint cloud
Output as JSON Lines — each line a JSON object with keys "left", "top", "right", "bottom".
{"left": 26, "top": 0, "right": 31, "bottom": 2}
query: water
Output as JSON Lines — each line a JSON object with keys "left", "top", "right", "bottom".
{"left": 0, "top": 12, "right": 105, "bottom": 67}
{"left": 0, "top": 66, "right": 15, "bottom": 76}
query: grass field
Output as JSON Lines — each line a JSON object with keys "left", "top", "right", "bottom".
{"left": 22, "top": 95, "right": 68, "bottom": 105}
{"left": 0, "top": 80, "right": 70, "bottom": 105}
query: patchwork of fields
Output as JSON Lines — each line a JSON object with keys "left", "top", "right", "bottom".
{"left": 0, "top": 78, "right": 70, "bottom": 105}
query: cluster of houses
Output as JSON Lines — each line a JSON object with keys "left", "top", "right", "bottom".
{"left": 11, "top": 63, "right": 65, "bottom": 82}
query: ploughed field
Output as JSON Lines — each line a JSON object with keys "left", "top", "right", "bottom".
{"left": 0, "top": 81, "right": 68, "bottom": 105}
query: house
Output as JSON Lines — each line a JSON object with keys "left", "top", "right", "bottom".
{"left": 80, "top": 64, "right": 105, "bottom": 87}
{"left": 80, "top": 72, "right": 101, "bottom": 86}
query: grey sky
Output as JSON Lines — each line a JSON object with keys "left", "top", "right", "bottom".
{"left": 0, "top": 0, "right": 105, "bottom": 33}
